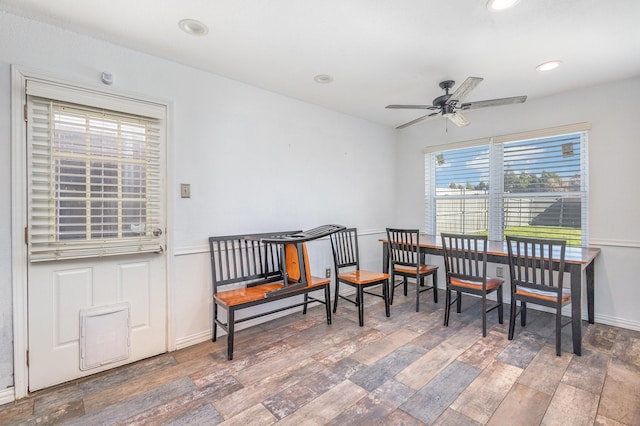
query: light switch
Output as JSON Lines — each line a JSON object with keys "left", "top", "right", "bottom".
{"left": 180, "top": 183, "right": 191, "bottom": 198}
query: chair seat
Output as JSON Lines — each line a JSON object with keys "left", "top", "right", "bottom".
{"left": 339, "top": 270, "right": 389, "bottom": 285}
{"left": 214, "top": 276, "right": 330, "bottom": 307}
{"left": 515, "top": 285, "right": 571, "bottom": 303}
{"left": 450, "top": 276, "right": 504, "bottom": 291}
{"left": 394, "top": 264, "right": 438, "bottom": 275}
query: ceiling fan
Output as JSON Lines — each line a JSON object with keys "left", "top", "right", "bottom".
{"left": 386, "top": 77, "right": 527, "bottom": 129}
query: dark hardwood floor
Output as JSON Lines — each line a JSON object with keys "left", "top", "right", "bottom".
{"left": 2, "top": 286, "right": 639, "bottom": 425}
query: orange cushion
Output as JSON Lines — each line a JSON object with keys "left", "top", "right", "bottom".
{"left": 214, "top": 276, "right": 330, "bottom": 307}
{"left": 339, "top": 270, "right": 389, "bottom": 285}
{"left": 449, "top": 276, "right": 503, "bottom": 291}
{"left": 515, "top": 285, "right": 571, "bottom": 303}
{"left": 394, "top": 264, "right": 438, "bottom": 275}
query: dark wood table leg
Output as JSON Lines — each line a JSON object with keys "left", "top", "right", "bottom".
{"left": 570, "top": 264, "right": 582, "bottom": 356}
{"left": 586, "top": 260, "right": 595, "bottom": 324}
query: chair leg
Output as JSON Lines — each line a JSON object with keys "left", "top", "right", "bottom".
{"left": 389, "top": 271, "right": 395, "bottom": 305}
{"left": 456, "top": 291, "right": 462, "bottom": 313}
{"left": 444, "top": 287, "right": 451, "bottom": 326}
{"left": 303, "top": 293, "right": 308, "bottom": 315}
{"left": 508, "top": 298, "right": 517, "bottom": 340}
{"left": 383, "top": 280, "right": 390, "bottom": 318}
{"left": 497, "top": 286, "right": 504, "bottom": 324}
{"left": 227, "top": 309, "right": 235, "bottom": 361}
{"left": 432, "top": 271, "right": 438, "bottom": 303}
{"left": 403, "top": 277, "right": 408, "bottom": 296}
{"left": 415, "top": 275, "right": 421, "bottom": 312}
{"left": 521, "top": 301, "right": 527, "bottom": 326}
{"left": 333, "top": 280, "right": 340, "bottom": 313}
{"left": 357, "top": 286, "right": 364, "bottom": 327}
{"left": 212, "top": 303, "right": 218, "bottom": 342}
{"left": 481, "top": 294, "right": 487, "bottom": 337}
{"left": 324, "top": 284, "right": 332, "bottom": 325}
{"left": 556, "top": 310, "right": 562, "bottom": 356}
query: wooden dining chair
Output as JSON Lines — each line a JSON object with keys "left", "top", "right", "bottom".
{"left": 386, "top": 228, "right": 438, "bottom": 312}
{"left": 441, "top": 233, "right": 504, "bottom": 336}
{"left": 506, "top": 235, "right": 569, "bottom": 356}
{"left": 329, "top": 228, "right": 390, "bottom": 326}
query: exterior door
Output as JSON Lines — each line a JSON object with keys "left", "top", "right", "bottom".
{"left": 24, "top": 84, "right": 168, "bottom": 391}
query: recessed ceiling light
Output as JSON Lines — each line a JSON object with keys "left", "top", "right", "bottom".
{"left": 486, "top": 0, "right": 521, "bottom": 11}
{"left": 536, "top": 60, "right": 562, "bottom": 71}
{"left": 314, "top": 74, "right": 334, "bottom": 84}
{"left": 178, "top": 19, "right": 209, "bottom": 36}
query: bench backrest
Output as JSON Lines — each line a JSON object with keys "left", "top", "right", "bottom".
{"left": 209, "top": 230, "right": 300, "bottom": 294}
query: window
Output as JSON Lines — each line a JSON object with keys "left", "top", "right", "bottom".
{"left": 26, "top": 79, "right": 165, "bottom": 261}
{"left": 425, "top": 124, "right": 589, "bottom": 246}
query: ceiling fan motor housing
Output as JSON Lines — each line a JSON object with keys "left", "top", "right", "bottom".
{"left": 432, "top": 94, "right": 452, "bottom": 108}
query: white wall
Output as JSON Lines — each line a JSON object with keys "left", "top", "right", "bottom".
{"left": 395, "top": 75, "right": 640, "bottom": 329}
{"left": 0, "top": 11, "right": 396, "bottom": 394}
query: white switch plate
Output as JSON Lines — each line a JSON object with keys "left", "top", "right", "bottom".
{"left": 180, "top": 183, "right": 191, "bottom": 198}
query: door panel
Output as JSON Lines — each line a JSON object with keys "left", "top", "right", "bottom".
{"left": 28, "top": 254, "right": 166, "bottom": 391}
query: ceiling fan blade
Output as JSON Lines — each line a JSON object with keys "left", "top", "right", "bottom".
{"left": 386, "top": 104, "right": 438, "bottom": 110}
{"left": 460, "top": 96, "right": 527, "bottom": 110}
{"left": 449, "top": 77, "right": 483, "bottom": 104}
{"left": 395, "top": 114, "right": 433, "bottom": 129}
{"left": 446, "top": 112, "right": 470, "bottom": 127}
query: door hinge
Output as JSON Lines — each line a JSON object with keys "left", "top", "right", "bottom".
{"left": 23, "top": 104, "right": 28, "bottom": 121}
{"left": 25, "top": 227, "right": 28, "bottom": 245}
{"left": 26, "top": 350, "right": 29, "bottom": 368}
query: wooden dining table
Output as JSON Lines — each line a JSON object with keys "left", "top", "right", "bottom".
{"left": 381, "top": 234, "right": 601, "bottom": 355}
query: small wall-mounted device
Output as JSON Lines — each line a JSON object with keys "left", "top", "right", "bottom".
{"left": 101, "top": 72, "right": 113, "bottom": 85}
{"left": 180, "top": 183, "right": 191, "bottom": 198}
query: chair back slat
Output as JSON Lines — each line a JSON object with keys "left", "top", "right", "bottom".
{"left": 209, "top": 230, "right": 299, "bottom": 294}
{"left": 506, "top": 236, "right": 566, "bottom": 300}
{"left": 386, "top": 228, "right": 421, "bottom": 271}
{"left": 441, "top": 233, "right": 488, "bottom": 284}
{"left": 330, "top": 228, "right": 359, "bottom": 269}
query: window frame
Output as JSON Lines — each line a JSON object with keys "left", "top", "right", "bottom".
{"left": 26, "top": 78, "right": 166, "bottom": 262}
{"left": 424, "top": 123, "right": 590, "bottom": 246}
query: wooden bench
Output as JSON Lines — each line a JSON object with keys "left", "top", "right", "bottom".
{"left": 209, "top": 226, "right": 343, "bottom": 360}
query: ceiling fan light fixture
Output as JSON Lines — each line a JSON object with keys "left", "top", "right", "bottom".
{"left": 486, "top": 0, "right": 521, "bottom": 11}
{"left": 314, "top": 74, "right": 334, "bottom": 84}
{"left": 178, "top": 19, "right": 209, "bottom": 36}
{"left": 536, "top": 60, "right": 562, "bottom": 71}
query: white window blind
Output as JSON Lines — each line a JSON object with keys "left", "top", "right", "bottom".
{"left": 502, "top": 132, "right": 586, "bottom": 245}
{"left": 424, "top": 123, "right": 589, "bottom": 246}
{"left": 26, "top": 80, "right": 165, "bottom": 261}
{"left": 432, "top": 145, "right": 491, "bottom": 235}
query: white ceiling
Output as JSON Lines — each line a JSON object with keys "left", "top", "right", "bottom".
{"left": 1, "top": 0, "right": 639, "bottom": 128}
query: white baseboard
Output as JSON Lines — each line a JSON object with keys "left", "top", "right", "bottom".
{"left": 594, "top": 314, "right": 640, "bottom": 331}
{"left": 175, "top": 330, "right": 212, "bottom": 350}
{"left": 0, "top": 387, "right": 15, "bottom": 405}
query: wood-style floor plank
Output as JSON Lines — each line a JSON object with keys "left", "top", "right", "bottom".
{"left": 517, "top": 345, "right": 573, "bottom": 395}
{"left": 542, "top": 382, "right": 599, "bottom": 425}
{"left": 450, "top": 360, "right": 523, "bottom": 424}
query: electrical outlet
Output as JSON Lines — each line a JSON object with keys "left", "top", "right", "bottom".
{"left": 325, "top": 268, "right": 331, "bottom": 278}
{"left": 496, "top": 266, "right": 504, "bottom": 278}
{"left": 180, "top": 183, "right": 191, "bottom": 198}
